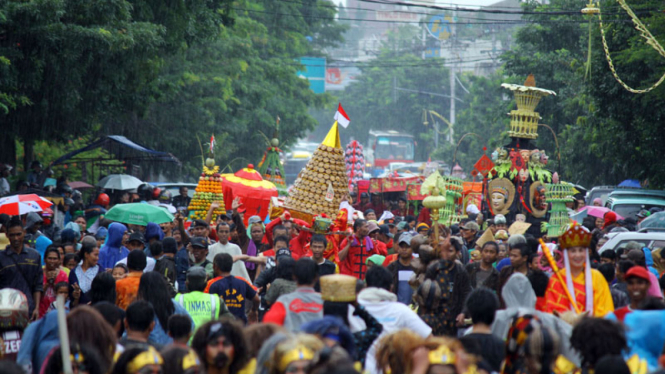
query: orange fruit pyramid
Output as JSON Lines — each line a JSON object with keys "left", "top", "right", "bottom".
{"left": 188, "top": 158, "right": 226, "bottom": 220}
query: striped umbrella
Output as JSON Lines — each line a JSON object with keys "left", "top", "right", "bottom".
{"left": 0, "top": 194, "right": 53, "bottom": 215}
{"left": 0, "top": 200, "right": 44, "bottom": 215}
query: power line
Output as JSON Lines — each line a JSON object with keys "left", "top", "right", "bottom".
{"left": 355, "top": 0, "right": 661, "bottom": 15}
{"left": 236, "top": 7, "right": 641, "bottom": 25}
{"left": 273, "top": 0, "right": 659, "bottom": 12}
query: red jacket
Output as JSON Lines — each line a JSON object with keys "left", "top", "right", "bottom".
{"left": 339, "top": 236, "right": 382, "bottom": 280}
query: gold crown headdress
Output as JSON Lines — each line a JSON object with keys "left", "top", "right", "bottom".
{"left": 559, "top": 223, "right": 592, "bottom": 250}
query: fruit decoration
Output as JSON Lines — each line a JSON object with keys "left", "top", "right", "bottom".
{"left": 344, "top": 140, "right": 365, "bottom": 191}
{"left": 188, "top": 155, "right": 226, "bottom": 220}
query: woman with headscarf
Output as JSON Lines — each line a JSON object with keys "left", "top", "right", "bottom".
{"left": 603, "top": 211, "right": 618, "bottom": 231}
{"left": 544, "top": 224, "right": 614, "bottom": 317}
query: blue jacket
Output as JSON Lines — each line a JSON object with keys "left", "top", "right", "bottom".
{"left": 175, "top": 247, "right": 190, "bottom": 292}
{"left": 642, "top": 247, "right": 660, "bottom": 278}
{"left": 98, "top": 223, "right": 128, "bottom": 269}
{"left": 17, "top": 310, "right": 64, "bottom": 373}
{"left": 144, "top": 222, "right": 164, "bottom": 257}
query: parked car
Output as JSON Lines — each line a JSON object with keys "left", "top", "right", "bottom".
{"left": 598, "top": 230, "right": 665, "bottom": 254}
{"left": 585, "top": 185, "right": 615, "bottom": 206}
{"left": 606, "top": 189, "right": 665, "bottom": 200}
{"left": 605, "top": 197, "right": 665, "bottom": 220}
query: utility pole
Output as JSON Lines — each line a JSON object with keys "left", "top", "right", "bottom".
{"left": 422, "top": 23, "right": 426, "bottom": 60}
{"left": 449, "top": 9, "right": 456, "bottom": 145}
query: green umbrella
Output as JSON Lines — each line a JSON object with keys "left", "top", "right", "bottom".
{"left": 105, "top": 203, "right": 174, "bottom": 226}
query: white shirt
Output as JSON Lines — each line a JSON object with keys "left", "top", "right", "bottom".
{"left": 207, "top": 241, "right": 251, "bottom": 282}
{"left": 350, "top": 287, "right": 432, "bottom": 374}
{"left": 115, "top": 256, "right": 156, "bottom": 272}
{"left": 0, "top": 178, "right": 9, "bottom": 196}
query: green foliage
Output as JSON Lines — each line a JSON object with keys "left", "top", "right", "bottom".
{"left": 0, "top": 0, "right": 343, "bottom": 182}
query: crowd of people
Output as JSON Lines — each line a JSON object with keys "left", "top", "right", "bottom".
{"left": 1, "top": 176, "right": 665, "bottom": 374}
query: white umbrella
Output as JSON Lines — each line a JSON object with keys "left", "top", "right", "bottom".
{"left": 0, "top": 200, "right": 43, "bottom": 215}
{"left": 96, "top": 174, "right": 143, "bottom": 191}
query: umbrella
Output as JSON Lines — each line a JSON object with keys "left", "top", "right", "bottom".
{"left": 68, "top": 181, "right": 94, "bottom": 190}
{"left": 96, "top": 174, "right": 143, "bottom": 191}
{"left": 221, "top": 164, "right": 278, "bottom": 225}
{"left": 580, "top": 206, "right": 624, "bottom": 220}
{"left": 618, "top": 179, "right": 641, "bottom": 188}
{"left": 638, "top": 211, "right": 665, "bottom": 230}
{"left": 0, "top": 194, "right": 54, "bottom": 210}
{"left": 105, "top": 203, "right": 174, "bottom": 226}
{"left": 0, "top": 200, "right": 43, "bottom": 215}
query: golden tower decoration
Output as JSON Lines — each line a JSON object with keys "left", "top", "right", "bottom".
{"left": 283, "top": 122, "right": 350, "bottom": 221}
{"left": 501, "top": 75, "right": 556, "bottom": 139}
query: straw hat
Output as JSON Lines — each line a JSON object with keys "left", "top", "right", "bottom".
{"left": 320, "top": 274, "right": 357, "bottom": 302}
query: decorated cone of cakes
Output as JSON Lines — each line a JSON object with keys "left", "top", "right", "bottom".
{"left": 284, "top": 120, "right": 350, "bottom": 222}
{"left": 188, "top": 136, "right": 225, "bottom": 220}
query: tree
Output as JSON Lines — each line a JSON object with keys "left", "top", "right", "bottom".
{"left": 0, "top": 0, "right": 163, "bottom": 170}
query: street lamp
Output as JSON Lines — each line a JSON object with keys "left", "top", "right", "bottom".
{"left": 451, "top": 132, "right": 483, "bottom": 174}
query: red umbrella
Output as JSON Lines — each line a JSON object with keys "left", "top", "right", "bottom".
{"left": 0, "top": 194, "right": 53, "bottom": 210}
{"left": 221, "top": 164, "right": 278, "bottom": 225}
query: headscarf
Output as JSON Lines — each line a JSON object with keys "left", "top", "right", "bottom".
{"left": 651, "top": 248, "right": 665, "bottom": 275}
{"left": 592, "top": 198, "right": 602, "bottom": 206}
{"left": 604, "top": 211, "right": 617, "bottom": 229}
{"left": 502, "top": 315, "right": 560, "bottom": 374}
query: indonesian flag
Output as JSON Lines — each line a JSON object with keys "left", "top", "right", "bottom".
{"left": 334, "top": 103, "right": 350, "bottom": 128}
{"left": 210, "top": 135, "right": 216, "bottom": 153}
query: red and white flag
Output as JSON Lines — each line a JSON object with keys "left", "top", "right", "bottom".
{"left": 334, "top": 103, "right": 350, "bottom": 128}
{"left": 210, "top": 135, "right": 216, "bottom": 153}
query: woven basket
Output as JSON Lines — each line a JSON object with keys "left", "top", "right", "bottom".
{"left": 320, "top": 274, "right": 357, "bottom": 302}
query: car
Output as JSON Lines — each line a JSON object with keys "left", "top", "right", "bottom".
{"left": 598, "top": 230, "right": 665, "bottom": 254}
{"left": 150, "top": 182, "right": 197, "bottom": 198}
{"left": 585, "top": 185, "right": 615, "bottom": 206}
{"left": 605, "top": 197, "right": 665, "bottom": 220}
{"left": 606, "top": 189, "right": 665, "bottom": 200}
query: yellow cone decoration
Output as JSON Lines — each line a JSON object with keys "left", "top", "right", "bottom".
{"left": 188, "top": 158, "right": 226, "bottom": 220}
{"left": 284, "top": 122, "right": 348, "bottom": 221}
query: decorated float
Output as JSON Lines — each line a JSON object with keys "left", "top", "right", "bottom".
{"left": 220, "top": 165, "right": 278, "bottom": 226}
{"left": 485, "top": 74, "right": 557, "bottom": 237}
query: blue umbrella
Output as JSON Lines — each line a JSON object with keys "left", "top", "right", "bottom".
{"left": 618, "top": 179, "right": 641, "bottom": 188}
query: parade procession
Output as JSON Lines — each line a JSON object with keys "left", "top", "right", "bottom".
{"left": 2, "top": 0, "right": 665, "bottom": 373}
